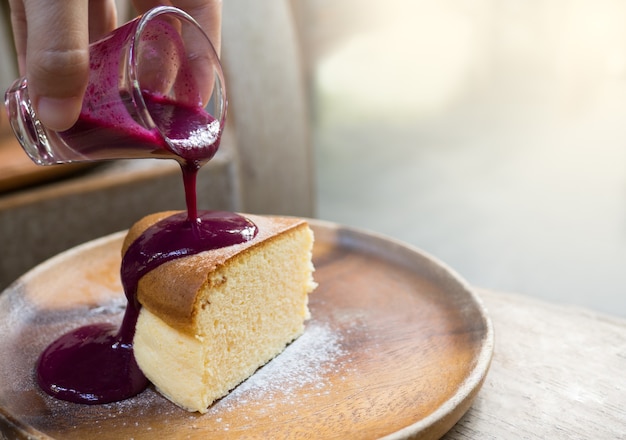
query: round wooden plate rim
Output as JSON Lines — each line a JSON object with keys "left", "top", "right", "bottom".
{"left": 312, "top": 219, "right": 495, "bottom": 439}
{"left": 0, "top": 219, "right": 494, "bottom": 439}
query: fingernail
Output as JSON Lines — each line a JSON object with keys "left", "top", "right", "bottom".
{"left": 36, "top": 96, "right": 82, "bottom": 132}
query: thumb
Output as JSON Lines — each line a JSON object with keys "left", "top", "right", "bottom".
{"left": 23, "top": 0, "right": 89, "bottom": 131}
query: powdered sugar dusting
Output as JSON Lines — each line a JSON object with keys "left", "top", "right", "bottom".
{"left": 208, "top": 322, "right": 347, "bottom": 414}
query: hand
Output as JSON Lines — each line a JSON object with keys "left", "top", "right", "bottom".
{"left": 8, "top": 0, "right": 222, "bottom": 132}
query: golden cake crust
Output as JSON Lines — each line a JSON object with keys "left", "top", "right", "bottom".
{"left": 122, "top": 211, "right": 309, "bottom": 333}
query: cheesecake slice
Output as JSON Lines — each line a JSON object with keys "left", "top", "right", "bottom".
{"left": 122, "top": 212, "right": 317, "bottom": 413}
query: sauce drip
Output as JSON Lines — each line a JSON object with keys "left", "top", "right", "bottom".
{"left": 35, "top": 94, "right": 255, "bottom": 404}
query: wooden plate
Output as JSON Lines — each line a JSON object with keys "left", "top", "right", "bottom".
{"left": 0, "top": 220, "right": 493, "bottom": 439}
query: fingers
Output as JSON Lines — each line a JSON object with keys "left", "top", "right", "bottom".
{"left": 133, "top": 0, "right": 222, "bottom": 55}
{"left": 173, "top": 0, "right": 222, "bottom": 55}
{"left": 88, "top": 0, "right": 118, "bottom": 43}
{"left": 8, "top": 0, "right": 28, "bottom": 75}
{"left": 21, "top": 0, "right": 90, "bottom": 131}
{"left": 8, "top": 0, "right": 221, "bottom": 132}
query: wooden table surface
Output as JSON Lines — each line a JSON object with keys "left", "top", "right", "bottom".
{"left": 443, "top": 288, "right": 626, "bottom": 439}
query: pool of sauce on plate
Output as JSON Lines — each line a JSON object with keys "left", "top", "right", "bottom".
{"left": 36, "top": 149, "right": 257, "bottom": 404}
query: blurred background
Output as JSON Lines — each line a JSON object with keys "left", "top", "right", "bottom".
{"left": 309, "top": 0, "right": 626, "bottom": 317}
{"left": 1, "top": 1, "right": 625, "bottom": 318}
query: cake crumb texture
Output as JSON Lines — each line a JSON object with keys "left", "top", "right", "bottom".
{"left": 131, "top": 214, "right": 316, "bottom": 412}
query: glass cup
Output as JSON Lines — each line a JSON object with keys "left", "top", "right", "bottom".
{"left": 4, "top": 6, "right": 226, "bottom": 166}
